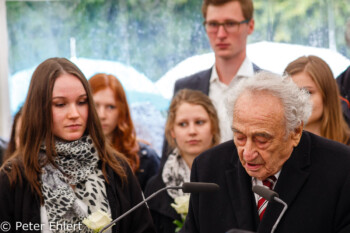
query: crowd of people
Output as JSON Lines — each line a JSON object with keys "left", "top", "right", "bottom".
{"left": 1, "top": 0, "right": 350, "bottom": 233}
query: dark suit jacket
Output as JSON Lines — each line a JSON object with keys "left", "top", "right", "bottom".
{"left": 181, "top": 132, "right": 350, "bottom": 233}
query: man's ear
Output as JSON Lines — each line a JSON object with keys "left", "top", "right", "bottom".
{"left": 291, "top": 122, "right": 304, "bottom": 147}
{"left": 247, "top": 18, "right": 255, "bottom": 35}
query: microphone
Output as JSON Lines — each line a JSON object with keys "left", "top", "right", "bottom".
{"left": 99, "top": 182, "right": 220, "bottom": 233}
{"left": 252, "top": 185, "right": 288, "bottom": 233}
{"left": 182, "top": 182, "right": 220, "bottom": 192}
{"left": 252, "top": 185, "right": 279, "bottom": 202}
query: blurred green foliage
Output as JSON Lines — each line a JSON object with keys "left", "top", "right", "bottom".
{"left": 6, "top": 0, "right": 350, "bottom": 81}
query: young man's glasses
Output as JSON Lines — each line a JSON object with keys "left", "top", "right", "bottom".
{"left": 203, "top": 19, "right": 250, "bottom": 33}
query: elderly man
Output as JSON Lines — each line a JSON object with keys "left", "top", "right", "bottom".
{"left": 181, "top": 71, "right": 350, "bottom": 233}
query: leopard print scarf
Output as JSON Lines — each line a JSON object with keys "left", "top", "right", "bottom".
{"left": 162, "top": 148, "right": 191, "bottom": 199}
{"left": 40, "top": 135, "right": 111, "bottom": 233}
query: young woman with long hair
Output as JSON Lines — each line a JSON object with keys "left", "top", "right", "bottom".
{"left": 0, "top": 58, "right": 155, "bottom": 233}
{"left": 285, "top": 55, "right": 350, "bottom": 145}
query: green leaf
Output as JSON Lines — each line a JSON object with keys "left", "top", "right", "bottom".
{"left": 173, "top": 219, "right": 184, "bottom": 232}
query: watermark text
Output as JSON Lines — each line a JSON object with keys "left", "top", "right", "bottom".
{"left": 0, "top": 221, "right": 83, "bottom": 231}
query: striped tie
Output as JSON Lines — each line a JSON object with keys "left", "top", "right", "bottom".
{"left": 257, "top": 175, "right": 277, "bottom": 220}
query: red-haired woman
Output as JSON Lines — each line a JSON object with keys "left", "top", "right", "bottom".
{"left": 89, "top": 73, "right": 160, "bottom": 191}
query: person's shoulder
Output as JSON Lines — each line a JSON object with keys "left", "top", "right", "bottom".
{"left": 175, "top": 68, "right": 212, "bottom": 86}
{"left": 307, "top": 132, "right": 350, "bottom": 153}
{"left": 336, "top": 65, "right": 350, "bottom": 82}
{"left": 302, "top": 132, "right": 350, "bottom": 164}
{"left": 138, "top": 142, "right": 160, "bottom": 160}
{"left": 0, "top": 157, "right": 25, "bottom": 188}
{"left": 194, "top": 140, "right": 237, "bottom": 167}
{"left": 113, "top": 155, "right": 130, "bottom": 169}
{"left": 104, "top": 154, "right": 133, "bottom": 181}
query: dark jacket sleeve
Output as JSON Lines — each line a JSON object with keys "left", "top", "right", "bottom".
{"left": 136, "top": 143, "right": 160, "bottom": 191}
{"left": 0, "top": 166, "right": 41, "bottom": 233}
{"left": 179, "top": 160, "right": 200, "bottom": 233}
{"left": 0, "top": 170, "right": 15, "bottom": 230}
{"left": 107, "top": 160, "right": 156, "bottom": 233}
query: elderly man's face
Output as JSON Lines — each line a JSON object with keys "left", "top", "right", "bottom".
{"left": 232, "top": 91, "right": 302, "bottom": 181}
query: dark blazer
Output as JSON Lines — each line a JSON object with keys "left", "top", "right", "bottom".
{"left": 0, "top": 159, "right": 156, "bottom": 233}
{"left": 144, "top": 171, "right": 182, "bottom": 233}
{"left": 136, "top": 142, "right": 160, "bottom": 191}
{"left": 174, "top": 68, "right": 212, "bottom": 95}
{"left": 181, "top": 132, "right": 350, "bottom": 233}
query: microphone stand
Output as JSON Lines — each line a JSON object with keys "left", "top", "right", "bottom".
{"left": 271, "top": 198, "right": 287, "bottom": 233}
{"left": 252, "top": 185, "right": 288, "bottom": 233}
{"left": 99, "top": 186, "right": 181, "bottom": 233}
{"left": 99, "top": 186, "right": 182, "bottom": 232}
{"left": 99, "top": 182, "right": 219, "bottom": 233}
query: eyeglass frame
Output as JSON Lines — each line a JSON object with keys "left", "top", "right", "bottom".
{"left": 203, "top": 19, "right": 251, "bottom": 33}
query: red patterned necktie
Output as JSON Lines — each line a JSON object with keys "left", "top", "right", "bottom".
{"left": 257, "top": 175, "right": 277, "bottom": 220}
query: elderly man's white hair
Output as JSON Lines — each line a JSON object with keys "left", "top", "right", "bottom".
{"left": 226, "top": 71, "right": 312, "bottom": 135}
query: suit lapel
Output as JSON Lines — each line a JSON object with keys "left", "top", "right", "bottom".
{"left": 199, "top": 68, "right": 211, "bottom": 95}
{"left": 225, "top": 151, "right": 259, "bottom": 230}
{"left": 252, "top": 63, "right": 262, "bottom": 73}
{"left": 258, "top": 133, "right": 311, "bottom": 232}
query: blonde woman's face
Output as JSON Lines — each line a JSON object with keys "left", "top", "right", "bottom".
{"left": 92, "top": 87, "right": 119, "bottom": 140}
{"left": 292, "top": 71, "right": 323, "bottom": 131}
{"left": 171, "top": 103, "right": 213, "bottom": 159}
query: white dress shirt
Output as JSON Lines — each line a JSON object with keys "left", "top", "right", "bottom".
{"left": 209, "top": 57, "right": 255, "bottom": 142}
{"left": 252, "top": 170, "right": 281, "bottom": 205}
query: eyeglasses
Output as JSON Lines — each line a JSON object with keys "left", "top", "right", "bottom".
{"left": 203, "top": 19, "right": 250, "bottom": 33}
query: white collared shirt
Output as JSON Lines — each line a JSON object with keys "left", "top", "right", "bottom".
{"left": 209, "top": 57, "right": 255, "bottom": 142}
{"left": 252, "top": 170, "right": 281, "bottom": 205}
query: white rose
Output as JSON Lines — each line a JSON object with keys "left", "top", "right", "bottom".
{"left": 171, "top": 195, "right": 190, "bottom": 215}
{"left": 82, "top": 210, "right": 112, "bottom": 232}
